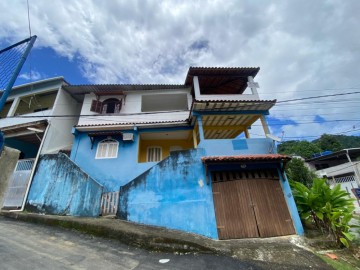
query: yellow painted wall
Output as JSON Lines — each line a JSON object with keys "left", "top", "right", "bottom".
{"left": 138, "top": 139, "right": 193, "bottom": 163}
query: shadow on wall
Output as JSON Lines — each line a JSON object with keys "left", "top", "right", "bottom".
{"left": 25, "top": 153, "right": 103, "bottom": 217}
{"left": 118, "top": 148, "right": 218, "bottom": 239}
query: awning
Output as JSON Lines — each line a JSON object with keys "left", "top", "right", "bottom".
{"left": 193, "top": 100, "right": 276, "bottom": 112}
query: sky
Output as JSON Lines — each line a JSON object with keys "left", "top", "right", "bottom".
{"left": 0, "top": 0, "right": 359, "bottom": 141}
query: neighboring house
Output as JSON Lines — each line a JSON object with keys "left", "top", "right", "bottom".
{"left": 0, "top": 77, "right": 82, "bottom": 210}
{"left": 61, "top": 67, "right": 303, "bottom": 239}
{"left": 306, "top": 148, "right": 360, "bottom": 213}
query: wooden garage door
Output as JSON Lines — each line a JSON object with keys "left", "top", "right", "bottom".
{"left": 212, "top": 169, "right": 295, "bottom": 240}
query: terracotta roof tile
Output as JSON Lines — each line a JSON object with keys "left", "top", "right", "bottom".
{"left": 202, "top": 154, "right": 291, "bottom": 163}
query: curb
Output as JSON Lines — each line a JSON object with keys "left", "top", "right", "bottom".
{"left": 0, "top": 211, "right": 217, "bottom": 254}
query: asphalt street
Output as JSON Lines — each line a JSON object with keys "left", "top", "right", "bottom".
{"left": 0, "top": 216, "right": 268, "bottom": 270}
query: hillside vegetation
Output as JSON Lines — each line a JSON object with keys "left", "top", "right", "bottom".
{"left": 277, "top": 134, "right": 360, "bottom": 159}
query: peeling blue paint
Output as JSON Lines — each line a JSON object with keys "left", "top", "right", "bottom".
{"left": 118, "top": 149, "right": 218, "bottom": 239}
{"left": 70, "top": 131, "right": 154, "bottom": 192}
{"left": 26, "top": 153, "right": 103, "bottom": 217}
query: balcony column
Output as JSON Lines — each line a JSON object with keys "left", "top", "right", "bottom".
{"left": 260, "top": 115, "right": 270, "bottom": 135}
{"left": 197, "top": 115, "right": 205, "bottom": 143}
{"left": 245, "top": 128, "right": 250, "bottom": 138}
{"left": 7, "top": 97, "right": 20, "bottom": 116}
{"left": 247, "top": 76, "right": 260, "bottom": 97}
{"left": 193, "top": 76, "right": 201, "bottom": 99}
{"left": 345, "top": 150, "right": 360, "bottom": 187}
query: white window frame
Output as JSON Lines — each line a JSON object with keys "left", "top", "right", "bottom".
{"left": 147, "top": 146, "right": 162, "bottom": 162}
{"left": 95, "top": 139, "right": 119, "bottom": 159}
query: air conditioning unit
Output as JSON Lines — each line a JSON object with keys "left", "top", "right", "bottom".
{"left": 122, "top": 133, "right": 134, "bottom": 142}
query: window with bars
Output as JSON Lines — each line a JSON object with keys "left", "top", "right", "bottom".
{"left": 96, "top": 139, "right": 119, "bottom": 159}
{"left": 147, "top": 147, "right": 162, "bottom": 162}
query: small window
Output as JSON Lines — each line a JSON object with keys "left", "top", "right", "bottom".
{"left": 147, "top": 147, "right": 162, "bottom": 162}
{"left": 96, "top": 139, "right": 119, "bottom": 159}
{"left": 90, "top": 98, "right": 122, "bottom": 114}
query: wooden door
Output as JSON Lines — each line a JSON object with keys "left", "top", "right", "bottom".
{"left": 212, "top": 169, "right": 295, "bottom": 240}
{"left": 213, "top": 180, "right": 259, "bottom": 239}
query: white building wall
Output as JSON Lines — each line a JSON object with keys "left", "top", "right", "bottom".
{"left": 41, "top": 88, "right": 81, "bottom": 154}
{"left": 77, "top": 89, "right": 192, "bottom": 127}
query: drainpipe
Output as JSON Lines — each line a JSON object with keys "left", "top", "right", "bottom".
{"left": 10, "top": 123, "right": 51, "bottom": 212}
{"left": 345, "top": 149, "right": 360, "bottom": 187}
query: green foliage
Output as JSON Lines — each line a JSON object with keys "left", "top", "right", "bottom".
{"left": 314, "top": 134, "right": 342, "bottom": 152}
{"left": 278, "top": 134, "right": 360, "bottom": 159}
{"left": 277, "top": 140, "right": 322, "bottom": 159}
{"left": 285, "top": 158, "right": 317, "bottom": 187}
{"left": 291, "top": 179, "right": 355, "bottom": 248}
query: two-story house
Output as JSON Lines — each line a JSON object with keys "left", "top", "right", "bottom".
{"left": 0, "top": 77, "right": 81, "bottom": 210}
{"left": 37, "top": 67, "right": 302, "bottom": 240}
{"left": 306, "top": 148, "right": 360, "bottom": 213}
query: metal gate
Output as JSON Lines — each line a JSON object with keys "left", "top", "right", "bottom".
{"left": 100, "top": 192, "right": 119, "bottom": 216}
{"left": 2, "top": 159, "right": 35, "bottom": 209}
{"left": 212, "top": 169, "right": 295, "bottom": 240}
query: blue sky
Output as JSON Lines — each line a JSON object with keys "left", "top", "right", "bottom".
{"left": 1, "top": 0, "right": 360, "bottom": 140}
{"left": 15, "top": 47, "right": 90, "bottom": 85}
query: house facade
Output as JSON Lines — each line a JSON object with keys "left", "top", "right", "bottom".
{"left": 306, "top": 149, "right": 360, "bottom": 213}
{"left": 64, "top": 67, "right": 303, "bottom": 239}
{"left": 0, "top": 77, "right": 82, "bottom": 210}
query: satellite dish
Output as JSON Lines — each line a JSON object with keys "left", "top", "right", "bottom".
{"left": 266, "top": 133, "right": 282, "bottom": 142}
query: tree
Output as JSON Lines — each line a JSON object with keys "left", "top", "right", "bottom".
{"left": 278, "top": 140, "right": 321, "bottom": 159}
{"left": 315, "top": 134, "right": 342, "bottom": 152}
{"left": 285, "top": 158, "right": 317, "bottom": 187}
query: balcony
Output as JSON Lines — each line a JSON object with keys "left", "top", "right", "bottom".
{"left": 0, "top": 109, "right": 51, "bottom": 130}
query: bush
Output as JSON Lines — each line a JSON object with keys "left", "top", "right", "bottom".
{"left": 291, "top": 179, "right": 356, "bottom": 248}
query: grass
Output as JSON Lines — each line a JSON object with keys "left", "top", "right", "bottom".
{"left": 319, "top": 254, "right": 359, "bottom": 270}
{"left": 316, "top": 214, "right": 360, "bottom": 269}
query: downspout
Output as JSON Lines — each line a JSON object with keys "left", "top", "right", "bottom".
{"left": 345, "top": 149, "right": 360, "bottom": 187}
{"left": 10, "top": 123, "right": 51, "bottom": 212}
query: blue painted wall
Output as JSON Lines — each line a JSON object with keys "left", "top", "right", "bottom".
{"left": 70, "top": 131, "right": 154, "bottom": 192}
{"left": 201, "top": 138, "right": 274, "bottom": 156}
{"left": 278, "top": 168, "right": 304, "bottom": 235}
{"left": 118, "top": 148, "right": 218, "bottom": 239}
{"left": 26, "top": 153, "right": 103, "bottom": 217}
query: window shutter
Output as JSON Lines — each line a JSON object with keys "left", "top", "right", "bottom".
{"left": 96, "top": 139, "right": 119, "bottom": 159}
{"left": 147, "top": 147, "right": 162, "bottom": 162}
{"left": 114, "top": 100, "right": 122, "bottom": 113}
{"left": 102, "top": 104, "right": 108, "bottom": 114}
{"left": 90, "top": 100, "right": 103, "bottom": 113}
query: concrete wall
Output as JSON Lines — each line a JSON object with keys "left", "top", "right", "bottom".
{"left": 41, "top": 88, "right": 81, "bottom": 154}
{"left": 201, "top": 138, "right": 274, "bottom": 156}
{"left": 26, "top": 153, "right": 103, "bottom": 217}
{"left": 70, "top": 131, "right": 155, "bottom": 192}
{"left": 0, "top": 147, "right": 20, "bottom": 207}
{"left": 118, "top": 149, "right": 218, "bottom": 239}
{"left": 77, "top": 89, "right": 192, "bottom": 127}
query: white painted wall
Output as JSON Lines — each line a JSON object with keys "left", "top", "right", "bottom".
{"left": 316, "top": 162, "right": 357, "bottom": 178}
{"left": 77, "top": 89, "right": 192, "bottom": 127}
{"left": 0, "top": 110, "right": 51, "bottom": 129}
{"left": 41, "top": 88, "right": 81, "bottom": 154}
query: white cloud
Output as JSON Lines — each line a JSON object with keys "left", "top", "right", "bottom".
{"left": 18, "top": 70, "right": 44, "bottom": 81}
{"left": 0, "top": 0, "right": 359, "bottom": 139}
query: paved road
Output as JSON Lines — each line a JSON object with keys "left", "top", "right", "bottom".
{"left": 0, "top": 216, "right": 267, "bottom": 270}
